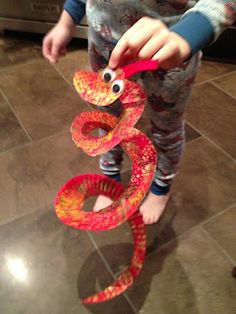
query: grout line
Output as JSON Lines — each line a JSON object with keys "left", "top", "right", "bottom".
{"left": 195, "top": 69, "right": 236, "bottom": 87}
{"left": 200, "top": 225, "right": 236, "bottom": 265}
{"left": 86, "top": 231, "right": 138, "bottom": 313}
{"left": 0, "top": 202, "right": 53, "bottom": 228}
{"left": 185, "top": 120, "right": 235, "bottom": 162}
{"left": 0, "top": 61, "right": 91, "bottom": 157}
{"left": 146, "top": 221, "right": 202, "bottom": 259}
{"left": 0, "top": 88, "right": 32, "bottom": 142}
{"left": 86, "top": 232, "right": 116, "bottom": 280}
{"left": 51, "top": 64, "right": 74, "bottom": 89}
{"left": 200, "top": 202, "right": 236, "bottom": 226}
{"left": 51, "top": 64, "right": 94, "bottom": 111}
{"left": 0, "top": 128, "right": 68, "bottom": 157}
{"left": 185, "top": 134, "right": 203, "bottom": 146}
{"left": 0, "top": 141, "right": 31, "bottom": 157}
{"left": 146, "top": 202, "right": 236, "bottom": 260}
{"left": 210, "top": 81, "right": 236, "bottom": 101}
{"left": 0, "top": 58, "right": 42, "bottom": 74}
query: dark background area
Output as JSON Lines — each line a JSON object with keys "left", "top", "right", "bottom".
{"left": 203, "top": 25, "right": 236, "bottom": 63}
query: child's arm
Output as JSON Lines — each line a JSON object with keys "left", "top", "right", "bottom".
{"left": 109, "top": 0, "right": 236, "bottom": 69}
{"left": 42, "top": 0, "right": 86, "bottom": 63}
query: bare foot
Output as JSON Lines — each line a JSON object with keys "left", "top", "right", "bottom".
{"left": 139, "top": 191, "right": 171, "bottom": 224}
{"left": 93, "top": 195, "right": 113, "bottom": 212}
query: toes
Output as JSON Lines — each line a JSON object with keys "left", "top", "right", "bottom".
{"left": 142, "top": 212, "right": 160, "bottom": 225}
{"left": 142, "top": 214, "right": 148, "bottom": 224}
{"left": 148, "top": 216, "right": 156, "bottom": 225}
{"left": 143, "top": 213, "right": 152, "bottom": 225}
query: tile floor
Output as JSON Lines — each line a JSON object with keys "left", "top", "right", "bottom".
{"left": 0, "top": 32, "right": 235, "bottom": 314}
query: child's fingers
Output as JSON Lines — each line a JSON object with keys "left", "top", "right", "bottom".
{"left": 137, "top": 31, "right": 167, "bottom": 60}
{"left": 118, "top": 17, "right": 148, "bottom": 43}
{"left": 119, "top": 49, "right": 138, "bottom": 67}
{"left": 152, "top": 41, "right": 178, "bottom": 68}
{"left": 42, "top": 36, "right": 60, "bottom": 63}
{"left": 42, "top": 36, "right": 52, "bottom": 60}
{"left": 109, "top": 26, "right": 153, "bottom": 69}
{"left": 108, "top": 19, "right": 150, "bottom": 69}
{"left": 109, "top": 18, "right": 167, "bottom": 69}
{"left": 50, "top": 42, "right": 61, "bottom": 63}
{"left": 108, "top": 39, "right": 129, "bottom": 69}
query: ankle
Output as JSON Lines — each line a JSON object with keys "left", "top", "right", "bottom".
{"left": 150, "top": 180, "right": 170, "bottom": 196}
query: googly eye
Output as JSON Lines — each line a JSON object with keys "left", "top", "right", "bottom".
{"left": 102, "top": 68, "right": 116, "bottom": 82}
{"left": 111, "top": 80, "right": 124, "bottom": 94}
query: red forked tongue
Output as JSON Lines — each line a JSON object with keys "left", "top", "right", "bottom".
{"left": 121, "top": 59, "right": 159, "bottom": 79}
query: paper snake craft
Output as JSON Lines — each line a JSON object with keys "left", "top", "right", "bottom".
{"left": 55, "top": 59, "right": 159, "bottom": 303}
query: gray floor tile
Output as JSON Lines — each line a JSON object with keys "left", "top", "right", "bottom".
{"left": 186, "top": 83, "right": 236, "bottom": 158}
{"left": 212, "top": 71, "right": 236, "bottom": 99}
{"left": 196, "top": 60, "right": 236, "bottom": 83}
{"left": 0, "top": 92, "right": 29, "bottom": 153}
{"left": 0, "top": 131, "right": 100, "bottom": 225}
{"left": 0, "top": 205, "right": 135, "bottom": 314}
{"left": 0, "top": 60, "right": 90, "bottom": 141}
{"left": 127, "top": 227, "right": 236, "bottom": 314}
{"left": 54, "top": 49, "right": 90, "bottom": 84}
{"left": 0, "top": 34, "right": 42, "bottom": 69}
{"left": 203, "top": 205, "right": 236, "bottom": 262}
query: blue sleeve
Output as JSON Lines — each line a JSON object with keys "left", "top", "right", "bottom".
{"left": 170, "top": 12, "right": 215, "bottom": 55}
{"left": 64, "top": 0, "right": 86, "bottom": 25}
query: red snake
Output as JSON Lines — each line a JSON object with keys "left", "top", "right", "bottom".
{"left": 55, "top": 59, "right": 159, "bottom": 303}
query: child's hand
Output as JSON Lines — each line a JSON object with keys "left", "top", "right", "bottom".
{"left": 108, "top": 17, "right": 191, "bottom": 69}
{"left": 42, "top": 10, "right": 75, "bottom": 63}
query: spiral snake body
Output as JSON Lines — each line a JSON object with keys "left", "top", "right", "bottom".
{"left": 55, "top": 59, "right": 159, "bottom": 303}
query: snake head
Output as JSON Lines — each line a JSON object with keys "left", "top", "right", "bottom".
{"left": 73, "top": 66, "right": 148, "bottom": 107}
{"left": 73, "top": 67, "right": 126, "bottom": 107}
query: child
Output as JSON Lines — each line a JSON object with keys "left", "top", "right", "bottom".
{"left": 43, "top": 0, "right": 236, "bottom": 224}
